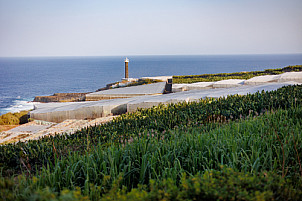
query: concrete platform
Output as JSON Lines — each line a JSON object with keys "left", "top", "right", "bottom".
{"left": 244, "top": 75, "right": 280, "bottom": 85}
{"left": 29, "top": 71, "right": 302, "bottom": 123}
{"left": 86, "top": 82, "right": 166, "bottom": 101}
{"left": 30, "top": 98, "right": 135, "bottom": 123}
{"left": 127, "top": 82, "right": 299, "bottom": 112}
{"left": 30, "top": 82, "right": 299, "bottom": 123}
{"left": 172, "top": 71, "right": 302, "bottom": 92}
{"left": 172, "top": 82, "right": 214, "bottom": 92}
{"left": 278, "top": 72, "right": 302, "bottom": 83}
{"left": 0, "top": 116, "right": 115, "bottom": 144}
{"left": 212, "top": 79, "right": 245, "bottom": 88}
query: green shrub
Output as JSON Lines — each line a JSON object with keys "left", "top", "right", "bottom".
{"left": 0, "top": 113, "right": 20, "bottom": 125}
{"left": 0, "top": 178, "right": 89, "bottom": 201}
{"left": 0, "top": 111, "right": 28, "bottom": 125}
{"left": 110, "top": 167, "right": 302, "bottom": 201}
{"left": 2, "top": 167, "right": 301, "bottom": 201}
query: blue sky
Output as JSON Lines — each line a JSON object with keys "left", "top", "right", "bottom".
{"left": 0, "top": 0, "right": 301, "bottom": 57}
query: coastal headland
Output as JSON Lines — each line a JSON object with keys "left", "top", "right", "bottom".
{"left": 1, "top": 82, "right": 302, "bottom": 200}
{"left": 1, "top": 66, "right": 302, "bottom": 200}
{"left": 0, "top": 65, "right": 301, "bottom": 144}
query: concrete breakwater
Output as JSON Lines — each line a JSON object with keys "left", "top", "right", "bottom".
{"left": 86, "top": 82, "right": 167, "bottom": 101}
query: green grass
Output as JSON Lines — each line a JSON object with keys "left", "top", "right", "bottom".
{"left": 173, "top": 65, "right": 302, "bottom": 83}
{"left": 35, "top": 107, "right": 302, "bottom": 187}
{"left": 1, "top": 85, "right": 302, "bottom": 200}
{"left": 0, "top": 85, "right": 301, "bottom": 177}
{"left": 1, "top": 107, "right": 302, "bottom": 200}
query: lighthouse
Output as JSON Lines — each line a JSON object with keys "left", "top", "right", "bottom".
{"left": 124, "top": 57, "right": 129, "bottom": 79}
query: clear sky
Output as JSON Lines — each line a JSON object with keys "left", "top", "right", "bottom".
{"left": 0, "top": 0, "right": 301, "bottom": 57}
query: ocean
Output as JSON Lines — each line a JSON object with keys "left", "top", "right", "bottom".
{"left": 1, "top": 54, "right": 302, "bottom": 115}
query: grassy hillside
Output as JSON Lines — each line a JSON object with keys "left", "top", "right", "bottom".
{"left": 1, "top": 85, "right": 302, "bottom": 200}
{"left": 1, "top": 107, "right": 302, "bottom": 200}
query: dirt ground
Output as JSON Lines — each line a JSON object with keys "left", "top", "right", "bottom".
{"left": 0, "top": 125, "right": 19, "bottom": 132}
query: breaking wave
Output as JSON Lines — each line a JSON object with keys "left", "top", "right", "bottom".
{"left": 0, "top": 98, "right": 35, "bottom": 115}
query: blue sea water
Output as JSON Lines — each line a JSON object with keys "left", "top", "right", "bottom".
{"left": 0, "top": 54, "right": 302, "bottom": 115}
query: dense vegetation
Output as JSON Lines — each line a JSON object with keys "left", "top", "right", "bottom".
{"left": 0, "top": 85, "right": 302, "bottom": 200}
{"left": 173, "top": 65, "right": 302, "bottom": 83}
{"left": 0, "top": 111, "right": 28, "bottom": 125}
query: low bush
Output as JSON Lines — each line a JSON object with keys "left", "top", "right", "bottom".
{"left": 0, "top": 111, "right": 28, "bottom": 125}
{"left": 2, "top": 167, "right": 301, "bottom": 201}
{"left": 101, "top": 167, "right": 302, "bottom": 201}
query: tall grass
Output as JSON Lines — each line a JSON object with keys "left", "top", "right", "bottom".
{"left": 0, "top": 85, "right": 301, "bottom": 176}
{"left": 6, "top": 107, "right": 299, "bottom": 199}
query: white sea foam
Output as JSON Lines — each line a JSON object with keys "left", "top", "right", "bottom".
{"left": 0, "top": 100, "right": 39, "bottom": 115}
